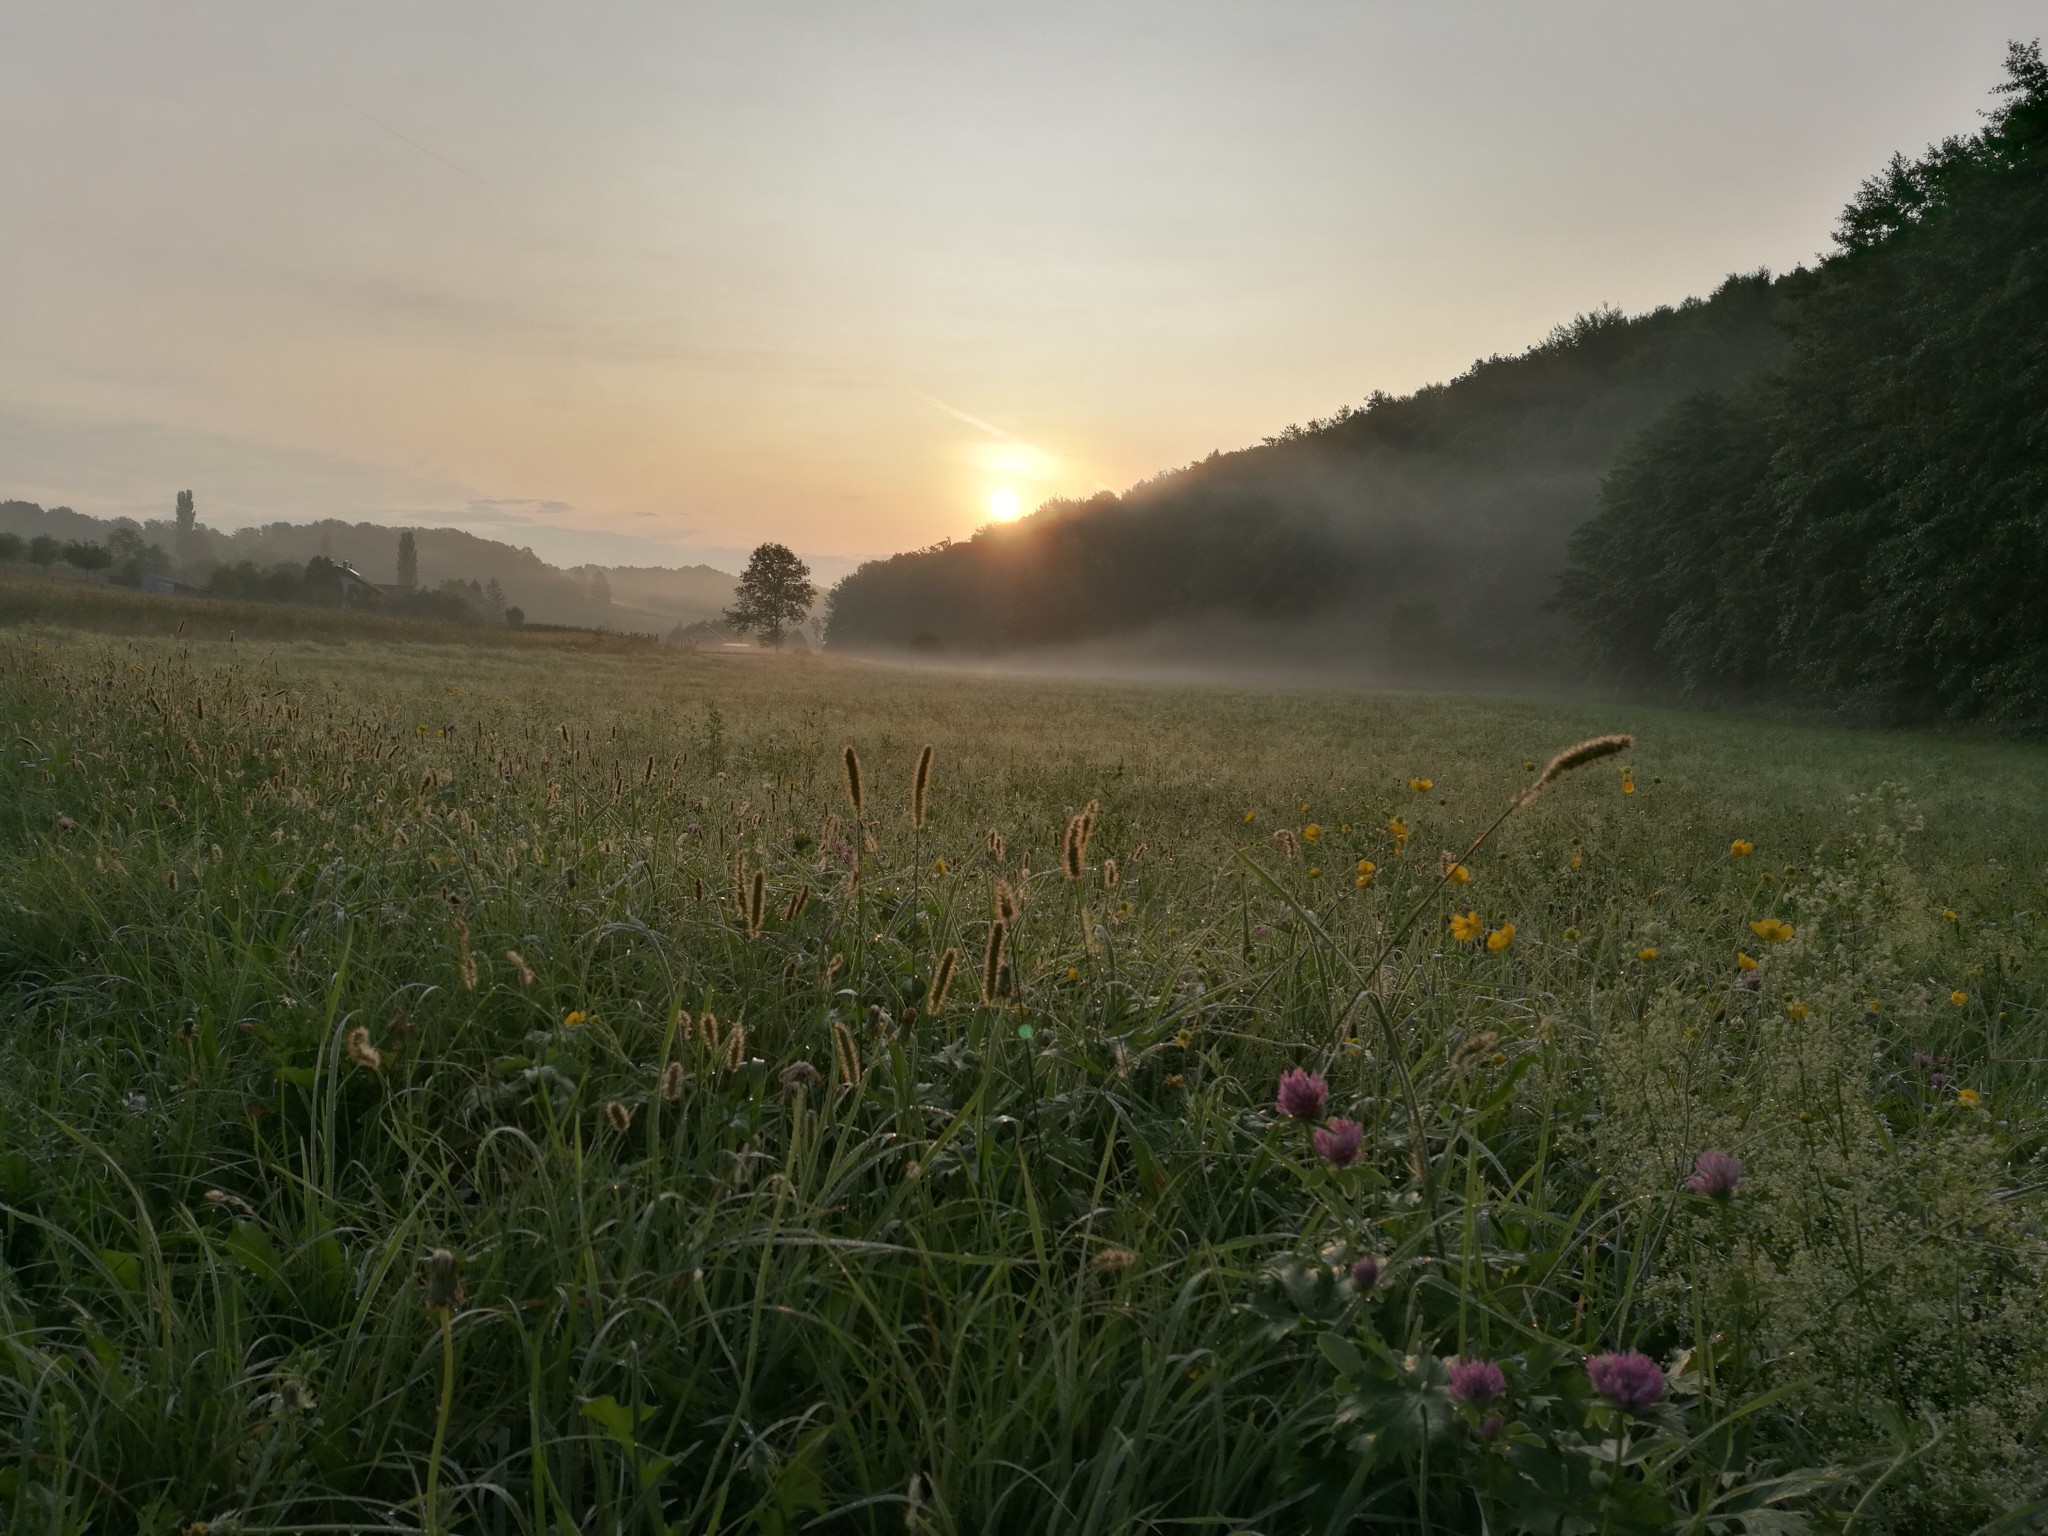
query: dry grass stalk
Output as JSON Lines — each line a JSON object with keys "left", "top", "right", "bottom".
{"left": 747, "top": 869, "right": 766, "bottom": 938}
{"left": 831, "top": 1018, "right": 862, "bottom": 1086}
{"left": 1520, "top": 733, "right": 1635, "bottom": 805}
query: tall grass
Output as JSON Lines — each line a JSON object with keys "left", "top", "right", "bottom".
{"left": 0, "top": 630, "right": 2043, "bottom": 1533}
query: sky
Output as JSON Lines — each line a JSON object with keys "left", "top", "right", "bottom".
{"left": 1, "top": 2, "right": 2038, "bottom": 575}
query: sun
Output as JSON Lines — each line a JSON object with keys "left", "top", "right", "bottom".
{"left": 987, "top": 487, "right": 1022, "bottom": 522}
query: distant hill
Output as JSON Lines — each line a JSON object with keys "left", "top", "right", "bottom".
{"left": 824, "top": 272, "right": 1788, "bottom": 682}
{"left": 0, "top": 503, "right": 736, "bottom": 633}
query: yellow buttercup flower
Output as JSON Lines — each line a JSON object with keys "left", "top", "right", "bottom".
{"left": 1298, "top": 802, "right": 1311, "bottom": 814}
{"left": 1730, "top": 839, "right": 1754, "bottom": 857}
{"left": 1636, "top": 947, "right": 1659, "bottom": 962}
{"left": 1786, "top": 1000, "right": 1811, "bottom": 1020}
{"left": 1620, "top": 769, "right": 1635, "bottom": 795}
{"left": 1942, "top": 908, "right": 1958, "bottom": 922}
{"left": 1449, "top": 911, "right": 1484, "bottom": 944}
{"left": 1950, "top": 989, "right": 1968, "bottom": 1007}
{"left": 1387, "top": 816, "right": 1409, "bottom": 852}
{"left": 563, "top": 1010, "right": 588, "bottom": 1028}
{"left": 1066, "top": 967, "right": 1081, "bottom": 981}
{"left": 1445, "top": 863, "right": 1470, "bottom": 884}
{"left": 1486, "top": 922, "right": 1515, "bottom": 952}
{"left": 1736, "top": 952, "right": 1759, "bottom": 971}
{"left": 1749, "top": 918, "right": 1795, "bottom": 944}
{"left": 1355, "top": 858, "right": 1376, "bottom": 877}
{"left": 1408, "top": 777, "right": 1434, "bottom": 793}
{"left": 1307, "top": 866, "right": 1321, "bottom": 879}
{"left": 1243, "top": 810, "right": 1256, "bottom": 823}
{"left": 1302, "top": 823, "right": 1321, "bottom": 842}
{"left": 933, "top": 858, "right": 948, "bottom": 875}
{"left": 1569, "top": 852, "right": 1583, "bottom": 870}
{"left": 1958, "top": 1088, "right": 1982, "bottom": 1108}
{"left": 1865, "top": 998, "right": 1883, "bottom": 1014}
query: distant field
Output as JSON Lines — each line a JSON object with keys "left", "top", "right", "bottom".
{"left": 1, "top": 625, "right": 2044, "bottom": 1533}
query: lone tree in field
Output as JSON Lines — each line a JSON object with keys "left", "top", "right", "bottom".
{"left": 396, "top": 529, "right": 419, "bottom": 591}
{"left": 724, "top": 542, "right": 816, "bottom": 649}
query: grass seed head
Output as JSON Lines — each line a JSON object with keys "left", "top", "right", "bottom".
{"left": 696, "top": 1011, "right": 720, "bottom": 1051}
{"left": 931, "top": 947, "right": 959, "bottom": 1013}
{"left": 831, "top": 1018, "right": 862, "bottom": 1086}
{"left": 604, "top": 1100, "right": 632, "bottom": 1133}
{"left": 660, "top": 1060, "right": 685, "bottom": 1101}
{"left": 981, "top": 920, "right": 1007, "bottom": 1004}
{"left": 504, "top": 949, "right": 536, "bottom": 987}
{"left": 1524, "top": 733, "right": 1636, "bottom": 803}
{"left": 910, "top": 743, "right": 933, "bottom": 829}
{"left": 724, "top": 1021, "right": 748, "bottom": 1070}
{"left": 345, "top": 1026, "right": 382, "bottom": 1071}
{"left": 842, "top": 744, "right": 864, "bottom": 815}
{"left": 746, "top": 869, "right": 767, "bottom": 938}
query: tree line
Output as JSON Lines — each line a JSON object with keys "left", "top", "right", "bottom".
{"left": 1558, "top": 41, "right": 2048, "bottom": 732}
{"left": 824, "top": 42, "right": 2046, "bottom": 731}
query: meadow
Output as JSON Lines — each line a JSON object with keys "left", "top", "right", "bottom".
{"left": 1, "top": 620, "right": 2044, "bottom": 1534}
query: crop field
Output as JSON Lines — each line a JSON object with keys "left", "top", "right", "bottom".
{"left": 1, "top": 625, "right": 2045, "bottom": 1534}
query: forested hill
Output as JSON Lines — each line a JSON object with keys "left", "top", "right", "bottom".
{"left": 1560, "top": 42, "right": 2048, "bottom": 732}
{"left": 824, "top": 272, "right": 1789, "bottom": 680}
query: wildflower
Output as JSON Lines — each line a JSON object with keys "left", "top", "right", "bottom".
{"left": 1313, "top": 1117, "right": 1363, "bottom": 1167}
{"left": 1958, "top": 1087, "right": 1983, "bottom": 1108}
{"left": 1450, "top": 911, "right": 1484, "bottom": 943}
{"left": 1298, "top": 802, "right": 1310, "bottom": 814}
{"left": 1636, "top": 947, "right": 1658, "bottom": 962}
{"left": 1445, "top": 862, "right": 1470, "bottom": 884}
{"left": 1242, "top": 810, "right": 1255, "bottom": 823}
{"left": 1387, "top": 816, "right": 1408, "bottom": 851}
{"left": 1562, "top": 926, "right": 1580, "bottom": 942}
{"left": 1749, "top": 918, "right": 1794, "bottom": 944}
{"left": 1786, "top": 999, "right": 1811, "bottom": 1020}
{"left": 1569, "top": 851, "right": 1583, "bottom": 870}
{"left": 1684, "top": 1149, "right": 1742, "bottom": 1199}
{"left": 1165, "top": 1073, "right": 1184, "bottom": 1088}
{"left": 933, "top": 858, "right": 948, "bottom": 875}
{"left": 1066, "top": 966, "right": 1081, "bottom": 981}
{"left": 1730, "top": 839, "right": 1754, "bottom": 857}
{"left": 1408, "top": 777, "right": 1433, "bottom": 793}
{"left": 1485, "top": 923, "right": 1515, "bottom": 952}
{"left": 1307, "top": 866, "right": 1321, "bottom": 879}
{"left": 345, "top": 1027, "right": 382, "bottom": 1071}
{"left": 1275, "top": 1068, "right": 1329, "bottom": 1121}
{"left": 1475, "top": 1413, "right": 1505, "bottom": 1439}
{"left": 1350, "top": 1255, "right": 1381, "bottom": 1288}
{"left": 1736, "top": 952, "right": 1758, "bottom": 971}
{"left": 1943, "top": 908, "right": 1959, "bottom": 923}
{"left": 1302, "top": 823, "right": 1321, "bottom": 842}
{"left": 1866, "top": 997, "right": 1884, "bottom": 1014}
{"left": 1950, "top": 989, "right": 1968, "bottom": 1007}
{"left": 1356, "top": 858, "right": 1375, "bottom": 877}
{"left": 1446, "top": 1358, "right": 1506, "bottom": 1405}
{"left": 1586, "top": 1350, "right": 1665, "bottom": 1413}
{"left": 563, "top": 1010, "right": 588, "bottom": 1029}
{"left": 1620, "top": 769, "right": 1635, "bottom": 795}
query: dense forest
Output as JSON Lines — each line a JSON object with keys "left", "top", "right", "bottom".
{"left": 825, "top": 275, "right": 1789, "bottom": 680}
{"left": 1560, "top": 42, "right": 2048, "bottom": 731}
{"left": 829, "top": 43, "right": 2046, "bottom": 725}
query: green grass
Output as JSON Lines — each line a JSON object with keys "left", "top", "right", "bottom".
{"left": 0, "top": 627, "right": 2043, "bottom": 1534}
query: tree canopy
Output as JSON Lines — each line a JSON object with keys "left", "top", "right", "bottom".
{"left": 725, "top": 543, "right": 816, "bottom": 648}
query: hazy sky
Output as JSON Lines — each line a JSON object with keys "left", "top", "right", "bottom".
{"left": 2, "top": 3, "right": 2037, "bottom": 572}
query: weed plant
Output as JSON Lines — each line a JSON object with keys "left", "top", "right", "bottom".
{"left": 0, "top": 631, "right": 2043, "bottom": 1533}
